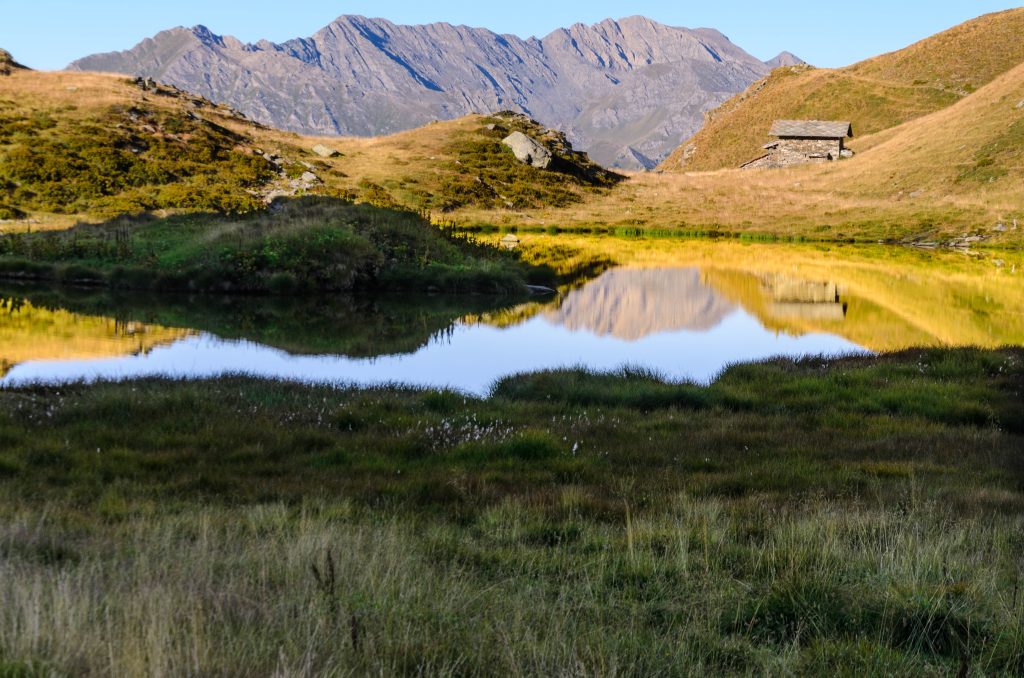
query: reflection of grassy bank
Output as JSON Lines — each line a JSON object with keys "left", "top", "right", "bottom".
{"left": 0, "top": 295, "right": 189, "bottom": 377}
{"left": 0, "top": 198, "right": 553, "bottom": 295}
{"left": 489, "top": 235, "right": 1024, "bottom": 350}
{"left": 0, "top": 283, "right": 521, "bottom": 359}
{"left": 0, "top": 348, "right": 1022, "bottom": 673}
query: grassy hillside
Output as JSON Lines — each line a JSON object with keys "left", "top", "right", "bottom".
{"left": 0, "top": 45, "right": 1020, "bottom": 248}
{"left": 0, "top": 348, "right": 1021, "bottom": 673}
{"left": 825, "top": 60, "right": 1024, "bottom": 198}
{"left": 297, "top": 111, "right": 622, "bottom": 214}
{"left": 0, "top": 71, "right": 289, "bottom": 221}
{"left": 476, "top": 59, "right": 1024, "bottom": 246}
{"left": 660, "top": 8, "right": 1024, "bottom": 172}
{"left": 0, "top": 68, "right": 618, "bottom": 227}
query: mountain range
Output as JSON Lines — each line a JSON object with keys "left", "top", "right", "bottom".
{"left": 69, "top": 15, "right": 798, "bottom": 170}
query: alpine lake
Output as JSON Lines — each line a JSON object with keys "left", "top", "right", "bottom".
{"left": 2, "top": 235, "right": 1022, "bottom": 394}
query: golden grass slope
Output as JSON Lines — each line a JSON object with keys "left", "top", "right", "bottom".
{"left": 0, "top": 68, "right": 615, "bottom": 227}
{"left": 819, "top": 59, "right": 1024, "bottom": 200}
{"left": 479, "top": 56, "right": 1024, "bottom": 246}
{"left": 661, "top": 8, "right": 1024, "bottom": 172}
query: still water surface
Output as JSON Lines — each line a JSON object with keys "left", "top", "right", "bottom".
{"left": 1, "top": 239, "right": 1021, "bottom": 394}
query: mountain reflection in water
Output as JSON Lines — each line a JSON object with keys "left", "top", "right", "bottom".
{"left": 544, "top": 268, "right": 737, "bottom": 339}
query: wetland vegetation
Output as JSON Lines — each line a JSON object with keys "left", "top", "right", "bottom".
{"left": 0, "top": 348, "right": 1022, "bottom": 674}
{"left": 0, "top": 236, "right": 1022, "bottom": 674}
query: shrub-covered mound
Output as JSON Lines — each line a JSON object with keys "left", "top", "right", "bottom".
{"left": 0, "top": 99, "right": 277, "bottom": 218}
{"left": 0, "top": 197, "right": 553, "bottom": 294}
{"left": 429, "top": 112, "right": 624, "bottom": 212}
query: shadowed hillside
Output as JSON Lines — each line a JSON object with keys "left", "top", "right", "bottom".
{"left": 661, "top": 8, "right": 1024, "bottom": 172}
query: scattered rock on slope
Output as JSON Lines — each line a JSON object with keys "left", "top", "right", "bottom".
{"left": 502, "top": 132, "right": 553, "bottom": 169}
{"left": 312, "top": 144, "right": 340, "bottom": 158}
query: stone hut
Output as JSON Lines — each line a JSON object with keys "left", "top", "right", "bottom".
{"left": 741, "top": 120, "right": 854, "bottom": 169}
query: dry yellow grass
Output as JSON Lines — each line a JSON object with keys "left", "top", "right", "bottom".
{"left": 462, "top": 59, "right": 1024, "bottom": 245}
{"left": 2, "top": 59, "right": 1022, "bottom": 247}
{"left": 661, "top": 8, "right": 1024, "bottom": 172}
{"left": 0, "top": 70, "right": 144, "bottom": 114}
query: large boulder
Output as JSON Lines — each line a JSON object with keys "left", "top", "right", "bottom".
{"left": 502, "top": 131, "right": 553, "bottom": 169}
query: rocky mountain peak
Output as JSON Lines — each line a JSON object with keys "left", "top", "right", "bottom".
{"left": 69, "top": 16, "right": 782, "bottom": 169}
{"left": 765, "top": 51, "right": 807, "bottom": 68}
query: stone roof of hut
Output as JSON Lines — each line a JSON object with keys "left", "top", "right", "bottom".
{"left": 769, "top": 120, "right": 853, "bottom": 139}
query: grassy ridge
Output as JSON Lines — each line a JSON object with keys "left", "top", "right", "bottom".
{"left": 316, "top": 112, "right": 623, "bottom": 215}
{"left": 661, "top": 8, "right": 1024, "bottom": 171}
{"left": 0, "top": 69, "right": 623, "bottom": 239}
{"left": 0, "top": 197, "right": 553, "bottom": 294}
{"left": 427, "top": 112, "right": 622, "bottom": 212}
{"left": 0, "top": 348, "right": 1022, "bottom": 673}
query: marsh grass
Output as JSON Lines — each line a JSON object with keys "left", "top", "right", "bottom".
{"left": 0, "top": 348, "right": 1021, "bottom": 673}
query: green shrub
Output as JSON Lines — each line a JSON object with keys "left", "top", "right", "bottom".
{"left": 0, "top": 104, "right": 277, "bottom": 217}
{"left": 357, "top": 180, "right": 398, "bottom": 209}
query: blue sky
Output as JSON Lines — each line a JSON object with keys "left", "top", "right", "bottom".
{"left": 3, "top": 1, "right": 1021, "bottom": 70}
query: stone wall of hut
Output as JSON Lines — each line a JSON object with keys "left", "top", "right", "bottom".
{"left": 742, "top": 137, "right": 844, "bottom": 170}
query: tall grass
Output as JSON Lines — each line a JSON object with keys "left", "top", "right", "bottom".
{"left": 2, "top": 498, "right": 1023, "bottom": 675}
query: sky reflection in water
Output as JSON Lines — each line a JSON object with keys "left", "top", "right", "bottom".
{"left": 1, "top": 266, "right": 867, "bottom": 394}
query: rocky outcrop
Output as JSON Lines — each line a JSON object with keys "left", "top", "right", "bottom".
{"left": 0, "top": 49, "right": 27, "bottom": 76}
{"left": 311, "top": 144, "right": 340, "bottom": 158}
{"left": 251, "top": 150, "right": 323, "bottom": 204}
{"left": 502, "top": 132, "right": 553, "bottom": 169}
{"left": 69, "top": 16, "right": 773, "bottom": 170}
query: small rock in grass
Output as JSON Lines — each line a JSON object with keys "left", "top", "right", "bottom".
{"left": 311, "top": 144, "right": 340, "bottom": 158}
